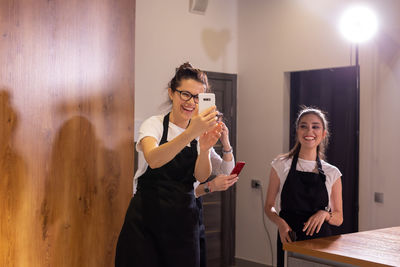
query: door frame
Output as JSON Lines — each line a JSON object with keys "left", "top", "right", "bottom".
{"left": 206, "top": 71, "right": 237, "bottom": 266}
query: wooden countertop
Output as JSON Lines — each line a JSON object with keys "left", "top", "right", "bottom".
{"left": 283, "top": 226, "right": 400, "bottom": 267}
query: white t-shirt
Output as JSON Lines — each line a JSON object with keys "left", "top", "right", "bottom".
{"left": 134, "top": 114, "right": 235, "bottom": 194}
{"left": 271, "top": 156, "right": 342, "bottom": 212}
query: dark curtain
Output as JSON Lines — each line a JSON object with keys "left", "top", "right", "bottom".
{"left": 290, "top": 66, "right": 359, "bottom": 235}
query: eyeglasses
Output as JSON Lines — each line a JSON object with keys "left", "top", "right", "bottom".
{"left": 175, "top": 89, "right": 199, "bottom": 104}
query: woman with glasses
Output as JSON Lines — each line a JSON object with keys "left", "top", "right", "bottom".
{"left": 115, "top": 62, "right": 223, "bottom": 267}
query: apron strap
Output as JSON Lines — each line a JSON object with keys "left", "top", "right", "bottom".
{"left": 316, "top": 154, "right": 325, "bottom": 175}
{"left": 190, "top": 139, "right": 197, "bottom": 148}
{"left": 288, "top": 149, "right": 300, "bottom": 175}
{"left": 160, "top": 113, "right": 170, "bottom": 145}
{"left": 290, "top": 147, "right": 326, "bottom": 177}
{"left": 186, "top": 119, "right": 198, "bottom": 148}
{"left": 160, "top": 112, "right": 198, "bottom": 148}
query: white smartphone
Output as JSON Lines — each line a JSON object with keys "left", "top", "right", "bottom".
{"left": 198, "top": 93, "right": 215, "bottom": 113}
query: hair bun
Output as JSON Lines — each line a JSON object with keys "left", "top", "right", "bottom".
{"left": 178, "top": 62, "right": 194, "bottom": 71}
{"left": 168, "top": 62, "right": 209, "bottom": 93}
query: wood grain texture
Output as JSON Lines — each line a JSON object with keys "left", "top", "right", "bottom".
{"left": 284, "top": 226, "right": 400, "bottom": 267}
{"left": 0, "top": 0, "right": 135, "bottom": 266}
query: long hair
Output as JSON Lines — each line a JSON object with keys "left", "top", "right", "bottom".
{"left": 283, "top": 106, "right": 330, "bottom": 160}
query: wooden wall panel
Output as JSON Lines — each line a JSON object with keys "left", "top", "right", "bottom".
{"left": 0, "top": 0, "right": 135, "bottom": 266}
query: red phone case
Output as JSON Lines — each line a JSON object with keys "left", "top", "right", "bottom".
{"left": 231, "top": 161, "right": 245, "bottom": 175}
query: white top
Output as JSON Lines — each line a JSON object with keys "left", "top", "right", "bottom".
{"left": 271, "top": 156, "right": 342, "bottom": 212}
{"left": 134, "top": 114, "right": 235, "bottom": 194}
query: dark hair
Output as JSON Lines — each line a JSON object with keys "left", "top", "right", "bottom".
{"left": 168, "top": 62, "right": 210, "bottom": 95}
{"left": 283, "top": 106, "right": 330, "bottom": 160}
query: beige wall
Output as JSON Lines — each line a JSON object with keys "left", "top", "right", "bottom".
{"left": 135, "top": 0, "right": 400, "bottom": 266}
{"left": 135, "top": 0, "right": 238, "bottom": 124}
{"left": 237, "top": 0, "right": 400, "bottom": 265}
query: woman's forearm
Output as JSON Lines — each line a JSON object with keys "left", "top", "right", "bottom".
{"left": 265, "top": 205, "right": 286, "bottom": 228}
{"left": 144, "top": 131, "right": 196, "bottom": 169}
{"left": 221, "top": 147, "right": 233, "bottom": 162}
{"left": 328, "top": 178, "right": 343, "bottom": 226}
{"left": 326, "top": 210, "right": 343, "bottom": 226}
{"left": 194, "top": 150, "right": 212, "bottom": 182}
{"left": 210, "top": 149, "right": 234, "bottom": 175}
{"left": 195, "top": 183, "right": 207, "bottom": 197}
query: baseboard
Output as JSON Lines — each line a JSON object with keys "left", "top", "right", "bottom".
{"left": 234, "top": 257, "right": 271, "bottom": 267}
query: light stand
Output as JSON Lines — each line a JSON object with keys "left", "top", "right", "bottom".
{"left": 339, "top": 4, "right": 377, "bottom": 231}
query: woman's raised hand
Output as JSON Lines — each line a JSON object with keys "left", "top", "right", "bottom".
{"left": 219, "top": 121, "right": 231, "bottom": 147}
{"left": 187, "top": 106, "right": 218, "bottom": 138}
{"left": 199, "top": 122, "right": 223, "bottom": 152}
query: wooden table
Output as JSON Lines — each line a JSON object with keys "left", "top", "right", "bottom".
{"left": 283, "top": 226, "right": 400, "bottom": 267}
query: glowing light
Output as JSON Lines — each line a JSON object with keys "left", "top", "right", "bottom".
{"left": 339, "top": 6, "right": 378, "bottom": 43}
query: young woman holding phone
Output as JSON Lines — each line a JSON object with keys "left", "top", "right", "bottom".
{"left": 115, "top": 63, "right": 222, "bottom": 267}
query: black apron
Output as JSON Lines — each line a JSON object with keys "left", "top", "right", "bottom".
{"left": 277, "top": 150, "right": 332, "bottom": 267}
{"left": 115, "top": 113, "right": 200, "bottom": 267}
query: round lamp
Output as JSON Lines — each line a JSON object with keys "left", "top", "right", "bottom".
{"left": 339, "top": 6, "right": 378, "bottom": 43}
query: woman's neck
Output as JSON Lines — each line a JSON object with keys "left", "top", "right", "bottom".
{"left": 169, "top": 111, "right": 189, "bottom": 129}
{"left": 298, "top": 147, "right": 317, "bottom": 161}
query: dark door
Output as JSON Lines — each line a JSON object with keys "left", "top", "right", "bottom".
{"left": 203, "top": 71, "right": 237, "bottom": 267}
{"left": 290, "top": 66, "right": 359, "bottom": 235}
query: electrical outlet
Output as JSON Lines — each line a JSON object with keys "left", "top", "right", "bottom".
{"left": 374, "top": 192, "right": 384, "bottom": 203}
{"left": 251, "top": 179, "right": 261, "bottom": 189}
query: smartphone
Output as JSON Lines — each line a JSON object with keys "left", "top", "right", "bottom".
{"left": 230, "top": 161, "right": 246, "bottom": 175}
{"left": 198, "top": 93, "right": 215, "bottom": 113}
{"left": 288, "top": 230, "right": 297, "bottom": 242}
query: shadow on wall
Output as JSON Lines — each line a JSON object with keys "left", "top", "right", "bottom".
{"left": 41, "top": 115, "right": 122, "bottom": 266}
{"left": 377, "top": 29, "right": 400, "bottom": 69}
{"left": 202, "top": 28, "right": 231, "bottom": 61}
{"left": 0, "top": 89, "right": 29, "bottom": 267}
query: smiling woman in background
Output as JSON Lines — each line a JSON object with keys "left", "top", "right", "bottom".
{"left": 115, "top": 63, "right": 222, "bottom": 267}
{"left": 264, "top": 107, "right": 343, "bottom": 267}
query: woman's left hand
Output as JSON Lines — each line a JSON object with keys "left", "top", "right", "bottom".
{"left": 211, "top": 174, "right": 238, "bottom": 192}
{"left": 219, "top": 122, "right": 230, "bottom": 147}
{"left": 302, "top": 210, "right": 330, "bottom": 236}
{"left": 199, "top": 122, "right": 223, "bottom": 152}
